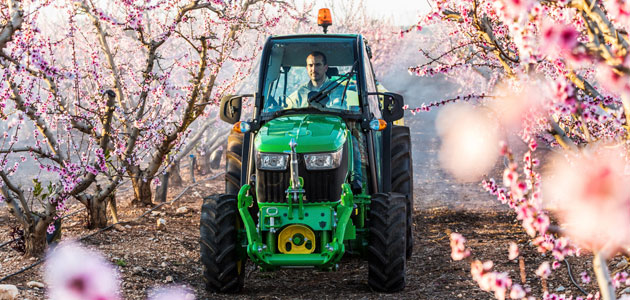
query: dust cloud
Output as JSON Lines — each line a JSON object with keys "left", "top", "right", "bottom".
{"left": 376, "top": 31, "right": 506, "bottom": 212}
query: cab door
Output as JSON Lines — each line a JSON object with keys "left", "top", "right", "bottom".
{"left": 360, "top": 41, "right": 388, "bottom": 193}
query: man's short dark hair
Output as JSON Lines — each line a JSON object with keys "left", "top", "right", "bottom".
{"left": 308, "top": 51, "right": 327, "bottom": 65}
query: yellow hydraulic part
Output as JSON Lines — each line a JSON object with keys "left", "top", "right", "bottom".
{"left": 278, "top": 224, "right": 316, "bottom": 254}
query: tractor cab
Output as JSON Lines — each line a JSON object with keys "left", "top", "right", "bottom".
{"left": 201, "top": 9, "right": 413, "bottom": 294}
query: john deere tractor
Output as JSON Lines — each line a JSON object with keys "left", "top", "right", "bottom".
{"left": 200, "top": 11, "right": 413, "bottom": 293}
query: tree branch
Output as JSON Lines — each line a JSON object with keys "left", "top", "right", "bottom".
{"left": 0, "top": 147, "right": 62, "bottom": 164}
{"left": 0, "top": 0, "right": 23, "bottom": 50}
{"left": 0, "top": 170, "right": 32, "bottom": 224}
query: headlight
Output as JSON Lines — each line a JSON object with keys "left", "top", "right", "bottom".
{"left": 257, "top": 152, "right": 289, "bottom": 170}
{"left": 304, "top": 147, "right": 343, "bottom": 170}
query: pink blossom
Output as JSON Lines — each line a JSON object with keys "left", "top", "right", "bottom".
{"left": 508, "top": 242, "right": 519, "bottom": 260}
{"left": 540, "top": 21, "right": 580, "bottom": 59}
{"left": 45, "top": 242, "right": 120, "bottom": 300}
{"left": 535, "top": 261, "right": 551, "bottom": 279}
{"left": 503, "top": 168, "right": 519, "bottom": 187}
{"left": 595, "top": 63, "right": 630, "bottom": 94}
{"left": 471, "top": 260, "right": 494, "bottom": 282}
{"left": 510, "top": 284, "right": 526, "bottom": 299}
{"left": 490, "top": 80, "right": 546, "bottom": 131}
{"left": 47, "top": 223, "right": 56, "bottom": 234}
{"left": 450, "top": 232, "right": 471, "bottom": 261}
{"left": 493, "top": 272, "right": 513, "bottom": 300}
{"left": 436, "top": 103, "right": 499, "bottom": 182}
{"left": 544, "top": 148, "right": 630, "bottom": 251}
{"left": 495, "top": 0, "right": 535, "bottom": 21}
{"left": 552, "top": 261, "right": 560, "bottom": 270}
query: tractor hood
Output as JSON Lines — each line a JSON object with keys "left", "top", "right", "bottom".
{"left": 255, "top": 114, "right": 347, "bottom": 153}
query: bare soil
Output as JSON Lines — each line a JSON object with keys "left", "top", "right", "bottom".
{"left": 0, "top": 167, "right": 612, "bottom": 300}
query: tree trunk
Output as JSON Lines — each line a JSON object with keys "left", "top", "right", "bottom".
{"left": 131, "top": 177, "right": 153, "bottom": 206}
{"left": 23, "top": 223, "right": 47, "bottom": 257}
{"left": 108, "top": 194, "right": 118, "bottom": 224}
{"left": 169, "top": 161, "right": 183, "bottom": 187}
{"left": 87, "top": 197, "right": 109, "bottom": 229}
{"left": 209, "top": 147, "right": 223, "bottom": 170}
{"left": 196, "top": 147, "right": 212, "bottom": 176}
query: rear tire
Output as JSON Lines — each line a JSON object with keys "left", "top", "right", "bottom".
{"left": 200, "top": 194, "right": 245, "bottom": 293}
{"left": 226, "top": 131, "right": 243, "bottom": 195}
{"left": 391, "top": 125, "right": 414, "bottom": 259}
{"left": 367, "top": 192, "right": 407, "bottom": 292}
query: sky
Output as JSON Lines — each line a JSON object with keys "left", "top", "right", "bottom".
{"left": 309, "top": 0, "right": 431, "bottom": 26}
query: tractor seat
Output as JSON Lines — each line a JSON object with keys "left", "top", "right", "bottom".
{"left": 326, "top": 67, "right": 339, "bottom": 77}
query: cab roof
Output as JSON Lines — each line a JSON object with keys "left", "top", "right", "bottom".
{"left": 266, "top": 34, "right": 363, "bottom": 66}
{"left": 269, "top": 33, "right": 361, "bottom": 39}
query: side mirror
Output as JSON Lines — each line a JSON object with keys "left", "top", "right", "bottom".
{"left": 219, "top": 94, "right": 243, "bottom": 124}
{"left": 369, "top": 92, "right": 405, "bottom": 122}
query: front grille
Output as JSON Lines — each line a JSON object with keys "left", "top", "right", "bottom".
{"left": 256, "top": 144, "right": 348, "bottom": 203}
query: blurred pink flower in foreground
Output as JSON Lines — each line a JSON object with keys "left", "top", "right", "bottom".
{"left": 540, "top": 21, "right": 579, "bottom": 59}
{"left": 509, "top": 283, "right": 526, "bottom": 299}
{"left": 490, "top": 79, "right": 547, "bottom": 131}
{"left": 437, "top": 103, "right": 499, "bottom": 182}
{"left": 450, "top": 232, "right": 471, "bottom": 260}
{"left": 45, "top": 242, "right": 120, "bottom": 300}
{"left": 495, "top": 0, "right": 535, "bottom": 21}
{"left": 148, "top": 286, "right": 195, "bottom": 300}
{"left": 508, "top": 242, "right": 519, "bottom": 260}
{"left": 535, "top": 261, "right": 551, "bottom": 279}
{"left": 595, "top": 63, "right": 630, "bottom": 95}
{"left": 544, "top": 148, "right": 630, "bottom": 251}
{"left": 471, "top": 260, "right": 513, "bottom": 300}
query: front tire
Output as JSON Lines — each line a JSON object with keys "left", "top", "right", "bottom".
{"left": 200, "top": 194, "right": 245, "bottom": 293}
{"left": 367, "top": 192, "right": 407, "bottom": 292}
{"left": 391, "top": 125, "right": 414, "bottom": 258}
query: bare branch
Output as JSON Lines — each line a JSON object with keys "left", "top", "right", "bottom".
{"left": 0, "top": 147, "right": 62, "bottom": 164}
{"left": 0, "top": 170, "right": 32, "bottom": 223}
{"left": 547, "top": 116, "right": 579, "bottom": 151}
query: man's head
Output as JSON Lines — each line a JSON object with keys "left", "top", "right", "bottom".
{"left": 306, "top": 51, "right": 328, "bottom": 87}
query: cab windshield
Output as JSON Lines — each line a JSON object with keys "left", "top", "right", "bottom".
{"left": 261, "top": 38, "right": 361, "bottom": 117}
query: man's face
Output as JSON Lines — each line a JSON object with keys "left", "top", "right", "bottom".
{"left": 306, "top": 54, "right": 328, "bottom": 84}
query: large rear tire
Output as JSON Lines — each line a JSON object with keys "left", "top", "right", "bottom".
{"left": 391, "top": 125, "right": 414, "bottom": 259}
{"left": 367, "top": 192, "right": 407, "bottom": 292}
{"left": 225, "top": 131, "right": 243, "bottom": 195}
{"left": 200, "top": 194, "right": 245, "bottom": 293}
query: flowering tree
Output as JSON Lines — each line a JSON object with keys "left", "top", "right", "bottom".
{"left": 410, "top": 0, "right": 630, "bottom": 298}
{"left": 66, "top": 0, "right": 292, "bottom": 207}
{"left": 0, "top": 0, "right": 297, "bottom": 256}
{"left": 0, "top": 0, "right": 120, "bottom": 255}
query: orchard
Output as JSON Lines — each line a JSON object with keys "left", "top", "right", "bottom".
{"left": 1, "top": 0, "right": 630, "bottom": 299}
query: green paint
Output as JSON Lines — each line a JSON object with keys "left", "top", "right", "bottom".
{"left": 259, "top": 204, "right": 333, "bottom": 231}
{"left": 255, "top": 114, "right": 347, "bottom": 153}
{"left": 237, "top": 183, "right": 357, "bottom": 269}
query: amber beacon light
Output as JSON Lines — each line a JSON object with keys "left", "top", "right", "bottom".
{"left": 317, "top": 8, "right": 332, "bottom": 33}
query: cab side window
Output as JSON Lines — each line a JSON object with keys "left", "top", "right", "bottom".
{"left": 362, "top": 43, "right": 381, "bottom": 119}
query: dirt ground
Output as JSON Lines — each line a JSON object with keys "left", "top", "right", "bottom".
{"left": 0, "top": 167, "right": 614, "bottom": 300}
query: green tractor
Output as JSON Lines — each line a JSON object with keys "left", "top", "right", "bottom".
{"left": 199, "top": 23, "right": 414, "bottom": 293}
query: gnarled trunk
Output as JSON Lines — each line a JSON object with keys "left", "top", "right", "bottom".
{"left": 196, "top": 148, "right": 212, "bottom": 176}
{"left": 87, "top": 197, "right": 109, "bottom": 229}
{"left": 24, "top": 221, "right": 48, "bottom": 257}
{"left": 169, "top": 161, "right": 183, "bottom": 187}
{"left": 131, "top": 177, "right": 153, "bottom": 206}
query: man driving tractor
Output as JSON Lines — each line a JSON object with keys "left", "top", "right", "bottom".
{"left": 285, "top": 51, "right": 363, "bottom": 193}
